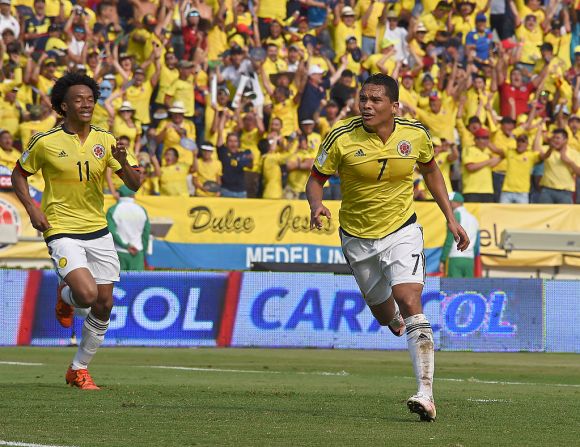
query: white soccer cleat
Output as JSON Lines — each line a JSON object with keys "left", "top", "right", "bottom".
{"left": 407, "top": 394, "right": 436, "bottom": 422}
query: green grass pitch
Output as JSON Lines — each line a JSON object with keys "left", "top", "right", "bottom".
{"left": 0, "top": 347, "right": 578, "bottom": 447}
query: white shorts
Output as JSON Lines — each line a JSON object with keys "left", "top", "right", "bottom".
{"left": 340, "top": 223, "right": 425, "bottom": 306}
{"left": 47, "top": 233, "right": 120, "bottom": 285}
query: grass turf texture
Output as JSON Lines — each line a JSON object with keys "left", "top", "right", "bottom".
{"left": 0, "top": 348, "right": 578, "bottom": 447}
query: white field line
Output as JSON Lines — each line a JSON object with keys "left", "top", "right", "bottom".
{"left": 467, "top": 398, "right": 512, "bottom": 403}
{"left": 2, "top": 361, "right": 577, "bottom": 388}
{"left": 398, "top": 376, "right": 580, "bottom": 388}
{"left": 0, "top": 441, "right": 78, "bottom": 447}
{"left": 141, "top": 365, "right": 350, "bottom": 376}
{"left": 0, "top": 361, "right": 44, "bottom": 366}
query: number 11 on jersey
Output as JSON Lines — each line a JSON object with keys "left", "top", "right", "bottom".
{"left": 77, "top": 161, "right": 90, "bottom": 182}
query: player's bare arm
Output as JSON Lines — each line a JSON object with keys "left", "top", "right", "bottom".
{"left": 113, "top": 139, "right": 142, "bottom": 191}
{"left": 306, "top": 173, "right": 331, "bottom": 230}
{"left": 418, "top": 157, "right": 470, "bottom": 251}
{"left": 11, "top": 166, "right": 51, "bottom": 232}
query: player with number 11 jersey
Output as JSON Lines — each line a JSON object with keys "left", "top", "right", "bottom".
{"left": 18, "top": 125, "right": 136, "bottom": 241}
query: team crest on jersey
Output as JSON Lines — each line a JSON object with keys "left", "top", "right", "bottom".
{"left": 397, "top": 140, "right": 412, "bottom": 157}
{"left": 92, "top": 144, "right": 105, "bottom": 160}
{"left": 58, "top": 257, "right": 67, "bottom": 268}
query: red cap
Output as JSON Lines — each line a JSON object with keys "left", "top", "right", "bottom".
{"left": 401, "top": 71, "right": 414, "bottom": 78}
{"left": 474, "top": 127, "right": 490, "bottom": 138}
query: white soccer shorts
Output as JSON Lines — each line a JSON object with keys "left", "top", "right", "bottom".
{"left": 340, "top": 223, "right": 426, "bottom": 306}
{"left": 47, "top": 233, "right": 120, "bottom": 284}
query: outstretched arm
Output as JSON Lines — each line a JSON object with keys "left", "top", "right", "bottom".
{"left": 418, "top": 158, "right": 469, "bottom": 252}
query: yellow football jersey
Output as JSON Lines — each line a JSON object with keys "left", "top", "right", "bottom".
{"left": 18, "top": 125, "right": 138, "bottom": 240}
{"left": 313, "top": 116, "right": 434, "bottom": 239}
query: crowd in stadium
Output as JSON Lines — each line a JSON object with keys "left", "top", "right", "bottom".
{"left": 1, "top": 0, "right": 580, "bottom": 203}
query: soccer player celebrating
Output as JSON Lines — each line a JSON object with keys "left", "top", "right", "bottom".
{"left": 11, "top": 73, "right": 141, "bottom": 390}
{"left": 306, "top": 73, "right": 469, "bottom": 421}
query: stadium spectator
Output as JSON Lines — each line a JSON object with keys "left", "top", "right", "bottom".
{"left": 465, "top": 14, "right": 493, "bottom": 63}
{"left": 155, "top": 100, "right": 197, "bottom": 167}
{"left": 333, "top": 5, "right": 361, "bottom": 63}
{"left": 499, "top": 133, "right": 542, "bottom": 204}
{"left": 0, "top": 129, "right": 18, "bottom": 169}
{"left": 157, "top": 147, "right": 192, "bottom": 197}
{"left": 164, "top": 60, "right": 196, "bottom": 122}
{"left": 381, "top": 9, "right": 410, "bottom": 63}
{"left": 284, "top": 134, "right": 314, "bottom": 200}
{"left": 237, "top": 109, "right": 264, "bottom": 198}
{"left": 106, "top": 185, "right": 150, "bottom": 271}
{"left": 193, "top": 143, "right": 222, "bottom": 197}
{"left": 489, "top": 116, "right": 517, "bottom": 202}
{"left": 217, "top": 132, "right": 253, "bottom": 198}
{"left": 0, "top": 0, "right": 20, "bottom": 39}
{"left": 462, "top": 127, "right": 502, "bottom": 203}
{"left": 356, "top": 0, "right": 384, "bottom": 56}
{"left": 104, "top": 100, "right": 142, "bottom": 155}
{"left": 439, "top": 192, "right": 479, "bottom": 278}
{"left": 538, "top": 128, "right": 580, "bottom": 204}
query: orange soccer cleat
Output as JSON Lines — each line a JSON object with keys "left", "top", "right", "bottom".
{"left": 55, "top": 283, "right": 73, "bottom": 328}
{"left": 65, "top": 365, "right": 100, "bottom": 390}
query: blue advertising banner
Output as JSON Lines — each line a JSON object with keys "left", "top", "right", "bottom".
{"left": 232, "top": 274, "right": 545, "bottom": 351}
{"left": 545, "top": 280, "right": 580, "bottom": 353}
{"left": 29, "top": 271, "right": 229, "bottom": 347}
{"left": 0, "top": 270, "right": 568, "bottom": 351}
{"left": 439, "top": 279, "right": 544, "bottom": 352}
{"left": 0, "top": 270, "right": 29, "bottom": 345}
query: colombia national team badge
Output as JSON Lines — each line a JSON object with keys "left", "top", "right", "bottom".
{"left": 92, "top": 144, "right": 105, "bottom": 160}
{"left": 58, "top": 257, "right": 67, "bottom": 268}
{"left": 397, "top": 140, "right": 412, "bottom": 157}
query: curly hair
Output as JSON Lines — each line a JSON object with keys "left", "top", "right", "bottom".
{"left": 50, "top": 73, "right": 100, "bottom": 116}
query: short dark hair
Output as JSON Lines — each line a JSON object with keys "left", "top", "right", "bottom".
{"left": 362, "top": 73, "right": 398, "bottom": 102}
{"left": 165, "top": 147, "right": 179, "bottom": 158}
{"left": 553, "top": 128, "right": 568, "bottom": 139}
{"left": 51, "top": 73, "right": 100, "bottom": 116}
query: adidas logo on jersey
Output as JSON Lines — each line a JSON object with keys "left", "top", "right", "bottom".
{"left": 354, "top": 149, "right": 366, "bottom": 157}
{"left": 58, "top": 151, "right": 68, "bottom": 158}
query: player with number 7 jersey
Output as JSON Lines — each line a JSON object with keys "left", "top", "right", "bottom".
{"left": 11, "top": 73, "right": 141, "bottom": 390}
{"left": 307, "top": 73, "right": 470, "bottom": 422}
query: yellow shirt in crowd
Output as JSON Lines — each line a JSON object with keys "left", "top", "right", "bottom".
{"left": 159, "top": 163, "right": 190, "bottom": 196}
{"left": 502, "top": 150, "right": 540, "bottom": 193}
{"left": 540, "top": 149, "right": 580, "bottom": 192}
{"left": 462, "top": 146, "right": 495, "bottom": 194}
